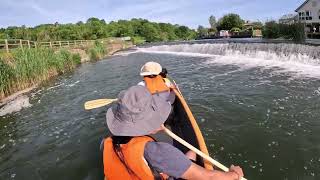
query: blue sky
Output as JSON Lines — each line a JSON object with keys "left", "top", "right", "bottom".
{"left": 1, "top": 0, "right": 305, "bottom": 29}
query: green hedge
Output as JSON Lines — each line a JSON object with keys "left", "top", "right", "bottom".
{"left": 263, "top": 21, "right": 305, "bottom": 43}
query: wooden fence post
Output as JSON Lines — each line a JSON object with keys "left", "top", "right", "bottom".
{"left": 19, "top": 39, "right": 23, "bottom": 48}
{"left": 67, "top": 41, "right": 70, "bottom": 47}
{"left": 5, "top": 39, "right": 9, "bottom": 53}
{"left": 27, "top": 40, "right": 31, "bottom": 49}
{"left": 34, "top": 42, "right": 37, "bottom": 48}
{"left": 59, "top": 41, "right": 62, "bottom": 47}
{"left": 49, "top": 42, "right": 52, "bottom": 48}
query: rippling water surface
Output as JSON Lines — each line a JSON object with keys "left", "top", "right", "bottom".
{"left": 1, "top": 42, "right": 320, "bottom": 180}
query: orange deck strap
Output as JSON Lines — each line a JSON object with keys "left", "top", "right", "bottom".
{"left": 172, "top": 88, "right": 214, "bottom": 170}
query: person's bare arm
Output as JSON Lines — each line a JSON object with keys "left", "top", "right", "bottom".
{"left": 181, "top": 163, "right": 243, "bottom": 180}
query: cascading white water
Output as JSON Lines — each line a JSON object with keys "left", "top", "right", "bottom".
{"left": 138, "top": 43, "right": 320, "bottom": 78}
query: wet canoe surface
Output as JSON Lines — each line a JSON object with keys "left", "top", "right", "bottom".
{"left": 166, "top": 88, "right": 213, "bottom": 170}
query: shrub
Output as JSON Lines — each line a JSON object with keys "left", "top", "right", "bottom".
{"left": 87, "top": 40, "right": 107, "bottom": 61}
{"left": 263, "top": 21, "right": 305, "bottom": 43}
{"left": 262, "top": 21, "right": 280, "bottom": 39}
{"left": 88, "top": 48, "right": 100, "bottom": 61}
{"left": 72, "top": 53, "right": 81, "bottom": 64}
{"left": 132, "top": 36, "right": 146, "bottom": 45}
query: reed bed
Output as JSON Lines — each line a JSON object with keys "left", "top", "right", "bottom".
{"left": 0, "top": 41, "right": 123, "bottom": 100}
{"left": 87, "top": 40, "right": 107, "bottom": 61}
{"left": 0, "top": 48, "right": 81, "bottom": 99}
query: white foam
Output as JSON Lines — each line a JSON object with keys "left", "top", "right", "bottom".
{"left": 314, "top": 87, "right": 320, "bottom": 95}
{"left": 0, "top": 95, "right": 32, "bottom": 116}
{"left": 205, "top": 53, "right": 320, "bottom": 78}
{"left": 67, "top": 80, "right": 80, "bottom": 87}
{"left": 113, "top": 50, "right": 139, "bottom": 56}
{"left": 47, "top": 83, "right": 64, "bottom": 90}
{"left": 138, "top": 43, "right": 320, "bottom": 79}
{"left": 137, "top": 48, "right": 213, "bottom": 57}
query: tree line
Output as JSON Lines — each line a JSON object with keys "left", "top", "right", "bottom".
{"left": 197, "top": 14, "right": 263, "bottom": 38}
{"left": 0, "top": 18, "right": 197, "bottom": 43}
{"left": 0, "top": 15, "right": 305, "bottom": 43}
{"left": 197, "top": 13, "right": 305, "bottom": 42}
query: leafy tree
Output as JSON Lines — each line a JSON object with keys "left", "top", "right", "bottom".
{"left": 86, "top": 17, "right": 107, "bottom": 39}
{"left": 140, "top": 23, "right": 160, "bottom": 42}
{"left": 76, "top": 21, "right": 84, "bottom": 25}
{"left": 208, "top": 28, "right": 217, "bottom": 36}
{"left": 208, "top": 15, "right": 218, "bottom": 34}
{"left": 251, "top": 22, "right": 263, "bottom": 29}
{"left": 114, "top": 20, "right": 135, "bottom": 37}
{"left": 209, "top": 15, "right": 217, "bottom": 29}
{"left": 262, "top": 21, "right": 280, "bottom": 39}
{"left": 262, "top": 21, "right": 305, "bottom": 42}
{"left": 186, "top": 30, "right": 197, "bottom": 40}
{"left": 217, "top": 13, "right": 244, "bottom": 31}
{"left": 197, "top": 25, "right": 208, "bottom": 38}
{"left": 159, "top": 23, "right": 178, "bottom": 40}
{"left": 175, "top": 26, "right": 189, "bottom": 39}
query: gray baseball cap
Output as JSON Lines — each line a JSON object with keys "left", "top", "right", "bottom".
{"left": 106, "top": 85, "right": 172, "bottom": 136}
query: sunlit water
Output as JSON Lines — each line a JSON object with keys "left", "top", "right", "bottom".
{"left": 1, "top": 42, "right": 320, "bottom": 180}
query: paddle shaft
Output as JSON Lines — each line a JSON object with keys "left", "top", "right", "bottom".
{"left": 163, "top": 127, "right": 247, "bottom": 180}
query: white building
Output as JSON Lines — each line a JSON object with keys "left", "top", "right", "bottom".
{"left": 219, "top": 30, "right": 230, "bottom": 38}
{"left": 295, "top": 0, "right": 320, "bottom": 38}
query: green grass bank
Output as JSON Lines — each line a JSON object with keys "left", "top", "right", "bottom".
{"left": 0, "top": 40, "right": 132, "bottom": 100}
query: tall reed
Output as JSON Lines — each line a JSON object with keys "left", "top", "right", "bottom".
{"left": 87, "top": 40, "right": 107, "bottom": 61}
{"left": 0, "top": 48, "right": 81, "bottom": 99}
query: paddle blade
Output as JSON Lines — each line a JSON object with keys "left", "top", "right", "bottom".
{"left": 84, "top": 99, "right": 117, "bottom": 110}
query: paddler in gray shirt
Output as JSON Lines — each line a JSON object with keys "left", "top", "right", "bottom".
{"left": 102, "top": 85, "right": 244, "bottom": 180}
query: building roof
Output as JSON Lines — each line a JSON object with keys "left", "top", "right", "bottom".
{"left": 280, "top": 14, "right": 298, "bottom": 20}
{"left": 295, "top": 0, "right": 311, "bottom": 12}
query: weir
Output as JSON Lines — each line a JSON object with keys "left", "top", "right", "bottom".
{"left": 138, "top": 43, "right": 320, "bottom": 78}
{"left": 139, "top": 43, "right": 320, "bottom": 63}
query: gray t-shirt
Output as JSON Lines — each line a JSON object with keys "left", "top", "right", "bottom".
{"left": 144, "top": 141, "right": 192, "bottom": 178}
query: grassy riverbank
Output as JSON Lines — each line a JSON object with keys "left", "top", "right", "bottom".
{"left": 0, "top": 48, "right": 81, "bottom": 99}
{"left": 0, "top": 40, "right": 125, "bottom": 100}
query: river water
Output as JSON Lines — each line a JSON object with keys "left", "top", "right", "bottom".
{"left": 1, "top": 41, "right": 320, "bottom": 180}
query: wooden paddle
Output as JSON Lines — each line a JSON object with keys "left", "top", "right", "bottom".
{"left": 84, "top": 78, "right": 176, "bottom": 110}
{"left": 84, "top": 99, "right": 117, "bottom": 110}
{"left": 163, "top": 125, "right": 247, "bottom": 180}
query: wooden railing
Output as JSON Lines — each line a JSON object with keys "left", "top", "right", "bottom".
{"left": 0, "top": 39, "right": 103, "bottom": 53}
